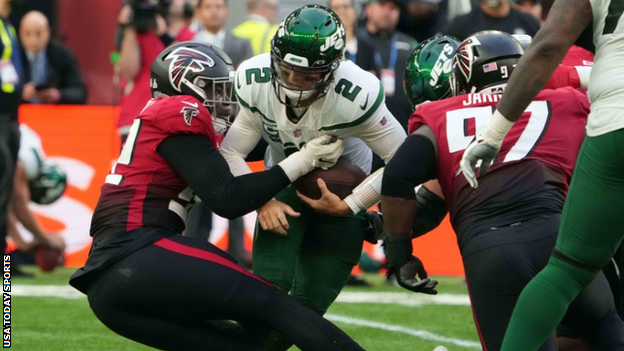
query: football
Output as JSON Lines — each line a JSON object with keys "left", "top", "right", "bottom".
{"left": 294, "top": 157, "right": 367, "bottom": 200}
{"left": 34, "top": 245, "right": 65, "bottom": 272}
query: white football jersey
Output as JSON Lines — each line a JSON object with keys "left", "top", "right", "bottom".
{"left": 223, "top": 54, "right": 406, "bottom": 175}
{"left": 587, "top": 0, "right": 624, "bottom": 136}
{"left": 18, "top": 124, "right": 46, "bottom": 181}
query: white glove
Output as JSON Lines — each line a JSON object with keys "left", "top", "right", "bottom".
{"left": 278, "top": 135, "right": 344, "bottom": 182}
{"left": 460, "top": 110, "right": 513, "bottom": 188}
{"left": 300, "top": 135, "right": 344, "bottom": 170}
{"left": 459, "top": 138, "right": 501, "bottom": 189}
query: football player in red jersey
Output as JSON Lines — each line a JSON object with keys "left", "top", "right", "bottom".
{"left": 380, "top": 32, "right": 624, "bottom": 351}
{"left": 69, "top": 42, "right": 368, "bottom": 351}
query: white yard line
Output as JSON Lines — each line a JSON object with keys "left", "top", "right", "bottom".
{"left": 335, "top": 292, "right": 471, "bottom": 307}
{"left": 326, "top": 314, "right": 481, "bottom": 349}
{"left": 12, "top": 285, "right": 84, "bottom": 299}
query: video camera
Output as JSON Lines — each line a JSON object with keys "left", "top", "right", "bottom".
{"left": 130, "top": 0, "right": 171, "bottom": 33}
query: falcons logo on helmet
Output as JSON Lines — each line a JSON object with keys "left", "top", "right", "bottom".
{"left": 167, "top": 47, "right": 215, "bottom": 92}
{"left": 454, "top": 36, "right": 481, "bottom": 82}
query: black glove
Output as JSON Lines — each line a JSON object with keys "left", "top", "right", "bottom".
{"left": 385, "top": 236, "right": 438, "bottom": 295}
{"left": 363, "top": 211, "right": 386, "bottom": 244}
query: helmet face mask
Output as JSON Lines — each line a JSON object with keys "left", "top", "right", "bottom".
{"left": 194, "top": 74, "right": 236, "bottom": 134}
{"left": 150, "top": 42, "right": 236, "bottom": 134}
{"left": 451, "top": 31, "right": 524, "bottom": 96}
{"left": 403, "top": 35, "right": 460, "bottom": 108}
{"left": 272, "top": 59, "right": 335, "bottom": 106}
{"left": 270, "top": 4, "right": 345, "bottom": 107}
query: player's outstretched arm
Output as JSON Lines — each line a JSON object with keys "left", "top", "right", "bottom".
{"left": 159, "top": 134, "right": 343, "bottom": 219}
{"left": 381, "top": 133, "right": 439, "bottom": 294}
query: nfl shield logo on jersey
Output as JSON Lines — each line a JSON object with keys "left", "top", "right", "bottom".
{"left": 380, "top": 117, "right": 388, "bottom": 126}
{"left": 293, "top": 129, "right": 302, "bottom": 138}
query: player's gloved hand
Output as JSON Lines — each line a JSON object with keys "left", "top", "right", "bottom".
{"left": 385, "top": 236, "right": 438, "bottom": 295}
{"left": 278, "top": 135, "right": 343, "bottom": 182}
{"left": 300, "top": 135, "right": 343, "bottom": 170}
{"left": 459, "top": 138, "right": 500, "bottom": 189}
{"left": 460, "top": 110, "right": 513, "bottom": 188}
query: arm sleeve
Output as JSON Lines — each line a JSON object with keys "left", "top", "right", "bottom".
{"left": 219, "top": 106, "right": 264, "bottom": 176}
{"left": 412, "top": 185, "right": 448, "bottom": 238}
{"left": 381, "top": 134, "right": 437, "bottom": 199}
{"left": 157, "top": 134, "right": 290, "bottom": 219}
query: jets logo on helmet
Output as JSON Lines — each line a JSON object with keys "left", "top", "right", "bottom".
{"left": 167, "top": 47, "right": 215, "bottom": 92}
{"left": 430, "top": 43, "right": 455, "bottom": 87}
{"left": 454, "top": 37, "right": 480, "bottom": 83}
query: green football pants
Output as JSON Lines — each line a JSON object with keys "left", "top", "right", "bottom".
{"left": 253, "top": 186, "right": 367, "bottom": 314}
{"left": 501, "top": 129, "right": 624, "bottom": 351}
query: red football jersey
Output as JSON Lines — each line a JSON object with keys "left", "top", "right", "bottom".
{"left": 90, "top": 95, "right": 218, "bottom": 238}
{"left": 408, "top": 88, "right": 589, "bottom": 206}
{"left": 562, "top": 45, "right": 594, "bottom": 67}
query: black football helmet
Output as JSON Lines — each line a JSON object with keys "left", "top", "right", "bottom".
{"left": 451, "top": 31, "right": 524, "bottom": 96}
{"left": 150, "top": 41, "right": 236, "bottom": 134}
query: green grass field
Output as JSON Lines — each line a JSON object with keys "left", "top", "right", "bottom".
{"left": 13, "top": 266, "right": 479, "bottom": 351}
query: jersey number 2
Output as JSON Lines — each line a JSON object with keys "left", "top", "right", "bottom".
{"left": 446, "top": 101, "right": 551, "bottom": 163}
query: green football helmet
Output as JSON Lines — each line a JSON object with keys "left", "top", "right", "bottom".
{"left": 30, "top": 161, "right": 67, "bottom": 205}
{"left": 403, "top": 35, "right": 460, "bottom": 108}
{"left": 271, "top": 4, "right": 345, "bottom": 107}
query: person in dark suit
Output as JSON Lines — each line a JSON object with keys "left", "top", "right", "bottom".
{"left": 193, "top": 0, "right": 253, "bottom": 68}
{"left": 19, "top": 11, "right": 87, "bottom": 105}
{"left": 442, "top": 0, "right": 541, "bottom": 41}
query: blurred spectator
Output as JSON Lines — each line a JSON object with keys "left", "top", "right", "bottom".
{"left": 174, "top": 0, "right": 202, "bottom": 42}
{"left": 8, "top": 124, "right": 65, "bottom": 276}
{"left": 166, "top": 0, "right": 195, "bottom": 38}
{"left": 397, "top": 0, "right": 448, "bottom": 42}
{"left": 232, "top": 0, "right": 279, "bottom": 55}
{"left": 442, "top": 0, "right": 540, "bottom": 40}
{"left": 511, "top": 0, "right": 543, "bottom": 24}
{"left": 359, "top": 0, "right": 417, "bottom": 132}
{"left": 19, "top": 11, "right": 87, "bottom": 105}
{"left": 0, "top": 0, "right": 24, "bottom": 257}
{"left": 328, "top": 0, "right": 374, "bottom": 66}
{"left": 116, "top": 2, "right": 166, "bottom": 144}
{"left": 194, "top": 0, "right": 253, "bottom": 67}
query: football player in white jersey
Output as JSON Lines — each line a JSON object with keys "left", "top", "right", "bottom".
{"left": 458, "top": 0, "right": 624, "bottom": 350}
{"left": 8, "top": 124, "right": 65, "bottom": 256}
{"left": 220, "top": 5, "right": 407, "bottom": 348}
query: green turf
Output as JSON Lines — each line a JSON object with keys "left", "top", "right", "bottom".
{"left": 13, "top": 266, "right": 478, "bottom": 350}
